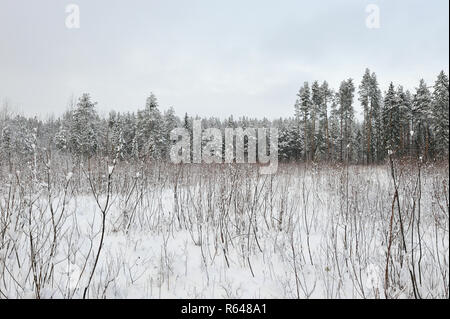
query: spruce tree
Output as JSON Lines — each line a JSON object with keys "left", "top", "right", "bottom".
{"left": 136, "top": 93, "right": 164, "bottom": 160}
{"left": 69, "top": 93, "right": 99, "bottom": 159}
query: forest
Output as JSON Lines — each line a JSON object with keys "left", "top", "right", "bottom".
{"left": 0, "top": 68, "right": 448, "bottom": 299}
{"left": 0, "top": 69, "right": 448, "bottom": 167}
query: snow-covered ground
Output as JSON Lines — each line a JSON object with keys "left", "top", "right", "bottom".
{"left": 0, "top": 162, "right": 448, "bottom": 299}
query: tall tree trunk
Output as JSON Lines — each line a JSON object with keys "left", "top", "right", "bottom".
{"left": 326, "top": 119, "right": 330, "bottom": 161}
{"left": 367, "top": 109, "right": 372, "bottom": 165}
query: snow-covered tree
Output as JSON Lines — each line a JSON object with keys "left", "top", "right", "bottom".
{"left": 163, "top": 107, "right": 180, "bottom": 159}
{"left": 295, "top": 82, "right": 311, "bottom": 161}
{"left": 412, "top": 80, "right": 433, "bottom": 160}
{"left": 396, "top": 86, "right": 412, "bottom": 156}
{"left": 432, "top": 71, "right": 449, "bottom": 157}
{"left": 359, "top": 69, "right": 382, "bottom": 164}
{"left": 136, "top": 93, "right": 165, "bottom": 160}
{"left": 319, "top": 81, "right": 333, "bottom": 161}
{"left": 337, "top": 79, "right": 355, "bottom": 162}
{"left": 68, "top": 93, "right": 100, "bottom": 159}
{"left": 382, "top": 82, "right": 400, "bottom": 155}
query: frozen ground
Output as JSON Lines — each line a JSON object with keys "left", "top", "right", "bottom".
{"left": 0, "top": 162, "right": 448, "bottom": 299}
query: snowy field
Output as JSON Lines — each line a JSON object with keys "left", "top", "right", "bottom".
{"left": 0, "top": 161, "right": 448, "bottom": 299}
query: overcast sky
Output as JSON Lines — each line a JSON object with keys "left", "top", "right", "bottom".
{"left": 0, "top": 0, "right": 448, "bottom": 119}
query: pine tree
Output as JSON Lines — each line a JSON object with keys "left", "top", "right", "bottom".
{"left": 337, "top": 79, "right": 355, "bottom": 162}
{"left": 278, "top": 119, "right": 291, "bottom": 161}
{"left": 311, "top": 81, "right": 323, "bottom": 161}
{"left": 396, "top": 86, "right": 412, "bottom": 156}
{"left": 319, "top": 81, "right": 332, "bottom": 161}
{"left": 382, "top": 82, "right": 400, "bottom": 155}
{"left": 55, "top": 110, "right": 72, "bottom": 153}
{"left": 369, "top": 73, "right": 383, "bottom": 163}
{"left": 69, "top": 93, "right": 99, "bottom": 159}
{"left": 412, "top": 80, "right": 433, "bottom": 160}
{"left": 358, "top": 69, "right": 382, "bottom": 164}
{"left": 163, "top": 107, "right": 180, "bottom": 159}
{"left": 296, "top": 82, "right": 311, "bottom": 161}
{"left": 328, "top": 93, "right": 341, "bottom": 161}
{"left": 136, "top": 93, "right": 164, "bottom": 160}
{"left": 1, "top": 124, "right": 13, "bottom": 172}
{"left": 354, "top": 124, "right": 365, "bottom": 164}
{"left": 432, "top": 71, "right": 449, "bottom": 157}
{"left": 287, "top": 118, "right": 302, "bottom": 161}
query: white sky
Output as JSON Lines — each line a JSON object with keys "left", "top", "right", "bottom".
{"left": 0, "top": 0, "right": 448, "bottom": 120}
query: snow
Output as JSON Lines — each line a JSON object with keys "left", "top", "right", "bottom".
{"left": 0, "top": 164, "right": 448, "bottom": 299}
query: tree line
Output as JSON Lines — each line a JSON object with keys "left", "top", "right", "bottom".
{"left": 0, "top": 68, "right": 448, "bottom": 169}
